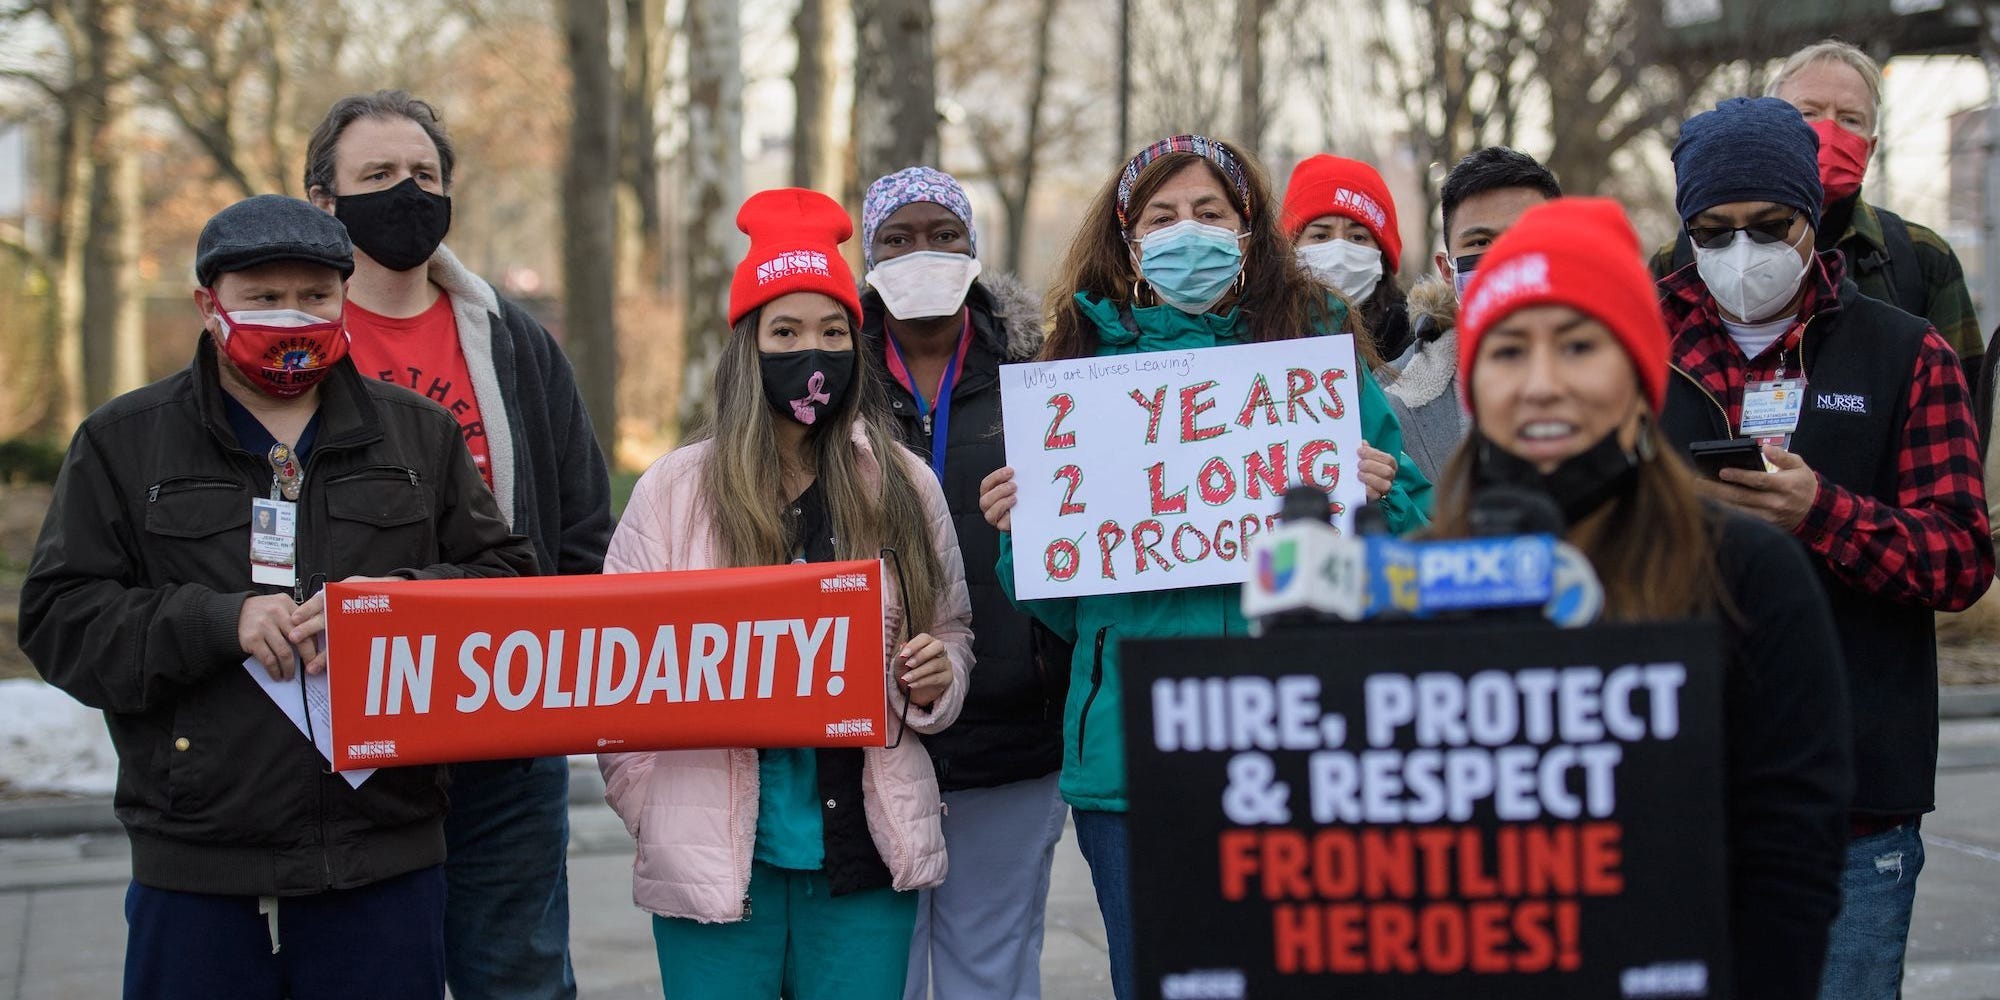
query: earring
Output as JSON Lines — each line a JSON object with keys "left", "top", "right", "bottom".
{"left": 1130, "top": 277, "right": 1154, "bottom": 306}
{"left": 1632, "top": 412, "right": 1656, "bottom": 463}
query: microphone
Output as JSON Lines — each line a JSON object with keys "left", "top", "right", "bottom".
{"left": 1241, "top": 484, "right": 1603, "bottom": 630}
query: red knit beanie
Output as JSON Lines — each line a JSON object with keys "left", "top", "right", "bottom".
{"left": 728, "top": 188, "right": 863, "bottom": 326}
{"left": 1456, "top": 197, "right": 1669, "bottom": 413}
{"left": 1280, "top": 155, "right": 1403, "bottom": 274}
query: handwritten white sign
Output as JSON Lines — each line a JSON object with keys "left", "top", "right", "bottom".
{"left": 1000, "top": 336, "right": 1365, "bottom": 600}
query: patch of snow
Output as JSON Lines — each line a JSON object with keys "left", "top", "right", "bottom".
{"left": 0, "top": 679, "right": 117, "bottom": 796}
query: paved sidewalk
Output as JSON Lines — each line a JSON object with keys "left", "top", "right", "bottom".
{"left": 0, "top": 767, "right": 1115, "bottom": 1000}
{"left": 7, "top": 719, "right": 2000, "bottom": 999}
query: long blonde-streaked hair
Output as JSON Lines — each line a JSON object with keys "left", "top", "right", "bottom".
{"left": 694, "top": 308, "right": 945, "bottom": 632}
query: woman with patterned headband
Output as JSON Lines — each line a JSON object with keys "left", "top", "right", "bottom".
{"left": 976, "top": 133, "right": 1433, "bottom": 999}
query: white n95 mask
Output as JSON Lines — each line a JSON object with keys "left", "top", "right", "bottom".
{"left": 1693, "top": 229, "right": 1811, "bottom": 323}
{"left": 865, "top": 251, "right": 982, "bottom": 321}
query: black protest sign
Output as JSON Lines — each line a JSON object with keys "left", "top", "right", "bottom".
{"left": 1123, "top": 620, "right": 1729, "bottom": 1000}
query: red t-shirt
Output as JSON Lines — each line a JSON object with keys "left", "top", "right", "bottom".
{"left": 344, "top": 291, "right": 495, "bottom": 491}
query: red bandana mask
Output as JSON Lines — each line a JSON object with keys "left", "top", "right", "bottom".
{"left": 209, "top": 300, "right": 351, "bottom": 398}
{"left": 1812, "top": 119, "right": 1870, "bottom": 206}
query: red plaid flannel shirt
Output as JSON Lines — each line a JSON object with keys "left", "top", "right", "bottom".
{"left": 1661, "top": 251, "right": 1993, "bottom": 611}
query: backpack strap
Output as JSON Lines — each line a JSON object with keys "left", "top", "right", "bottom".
{"left": 1871, "top": 206, "right": 1926, "bottom": 317}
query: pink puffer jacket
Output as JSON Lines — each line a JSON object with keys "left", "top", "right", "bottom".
{"left": 598, "top": 424, "right": 973, "bottom": 923}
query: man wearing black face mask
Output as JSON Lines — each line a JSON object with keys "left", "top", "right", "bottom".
{"left": 304, "top": 91, "right": 612, "bottom": 1000}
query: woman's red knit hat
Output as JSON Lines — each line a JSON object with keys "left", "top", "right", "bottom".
{"left": 1280, "top": 155, "right": 1403, "bottom": 273}
{"left": 1456, "top": 197, "right": 1670, "bottom": 413}
{"left": 728, "top": 188, "right": 863, "bottom": 326}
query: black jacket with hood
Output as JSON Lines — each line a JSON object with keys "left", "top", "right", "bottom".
{"left": 862, "top": 275, "right": 1067, "bottom": 791}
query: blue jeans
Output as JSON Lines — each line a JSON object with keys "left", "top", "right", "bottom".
{"left": 124, "top": 866, "right": 445, "bottom": 1000}
{"left": 1818, "top": 821, "right": 1925, "bottom": 1000}
{"left": 1072, "top": 808, "right": 1135, "bottom": 1000}
{"left": 443, "top": 756, "right": 576, "bottom": 999}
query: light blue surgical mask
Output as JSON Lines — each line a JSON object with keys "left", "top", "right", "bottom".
{"left": 1136, "top": 219, "right": 1247, "bottom": 314}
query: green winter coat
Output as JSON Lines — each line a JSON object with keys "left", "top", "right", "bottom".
{"left": 996, "top": 291, "right": 1434, "bottom": 812}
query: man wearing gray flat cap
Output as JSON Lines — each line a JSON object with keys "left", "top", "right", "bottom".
{"left": 18, "top": 194, "right": 536, "bottom": 1000}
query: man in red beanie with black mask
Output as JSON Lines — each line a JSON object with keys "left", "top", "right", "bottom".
{"left": 19, "top": 194, "right": 536, "bottom": 1000}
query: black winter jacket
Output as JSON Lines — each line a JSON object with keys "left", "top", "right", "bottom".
{"left": 1709, "top": 509, "right": 1852, "bottom": 1000}
{"left": 19, "top": 336, "right": 538, "bottom": 897}
{"left": 862, "top": 276, "right": 1067, "bottom": 790}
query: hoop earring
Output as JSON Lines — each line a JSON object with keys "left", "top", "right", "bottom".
{"left": 1131, "top": 276, "right": 1154, "bottom": 307}
{"left": 1631, "top": 412, "right": 1656, "bottom": 464}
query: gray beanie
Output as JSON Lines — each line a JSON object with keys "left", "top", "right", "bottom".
{"left": 194, "top": 195, "right": 354, "bottom": 287}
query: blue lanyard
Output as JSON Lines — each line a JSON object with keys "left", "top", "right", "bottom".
{"left": 885, "top": 320, "right": 969, "bottom": 481}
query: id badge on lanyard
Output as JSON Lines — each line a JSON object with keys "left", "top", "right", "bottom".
{"left": 251, "top": 443, "right": 301, "bottom": 586}
{"left": 1739, "top": 378, "right": 1805, "bottom": 470}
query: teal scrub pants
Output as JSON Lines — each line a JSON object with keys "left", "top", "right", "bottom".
{"left": 652, "top": 862, "right": 918, "bottom": 999}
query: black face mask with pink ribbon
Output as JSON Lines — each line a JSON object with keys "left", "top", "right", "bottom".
{"left": 759, "top": 348, "right": 855, "bottom": 427}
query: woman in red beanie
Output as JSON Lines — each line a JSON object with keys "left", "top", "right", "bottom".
{"left": 598, "top": 188, "right": 974, "bottom": 998}
{"left": 1439, "top": 197, "right": 1851, "bottom": 999}
{"left": 1281, "top": 154, "right": 1412, "bottom": 361}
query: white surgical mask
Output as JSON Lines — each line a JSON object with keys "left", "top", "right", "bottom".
{"left": 865, "top": 251, "right": 983, "bottom": 321}
{"left": 1693, "top": 228, "right": 1811, "bottom": 323}
{"left": 1297, "top": 239, "right": 1383, "bottom": 304}
{"left": 1447, "top": 253, "right": 1481, "bottom": 299}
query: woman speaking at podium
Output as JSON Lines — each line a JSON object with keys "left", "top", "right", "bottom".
{"left": 1438, "top": 196, "right": 1850, "bottom": 999}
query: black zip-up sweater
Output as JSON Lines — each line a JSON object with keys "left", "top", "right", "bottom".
{"left": 19, "top": 336, "right": 537, "bottom": 896}
{"left": 1708, "top": 510, "right": 1852, "bottom": 999}
{"left": 862, "top": 277, "right": 1067, "bottom": 791}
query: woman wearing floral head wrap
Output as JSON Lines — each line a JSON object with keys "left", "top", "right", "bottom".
{"left": 857, "top": 167, "right": 1069, "bottom": 1000}
{"left": 976, "top": 134, "right": 1433, "bottom": 999}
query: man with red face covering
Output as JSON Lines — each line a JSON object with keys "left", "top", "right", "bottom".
{"left": 18, "top": 195, "right": 536, "bottom": 1000}
{"left": 1652, "top": 40, "right": 1983, "bottom": 388}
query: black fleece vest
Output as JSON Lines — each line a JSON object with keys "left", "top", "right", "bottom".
{"left": 1660, "top": 279, "right": 1938, "bottom": 817}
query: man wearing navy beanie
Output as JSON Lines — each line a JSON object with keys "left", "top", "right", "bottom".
{"left": 1657, "top": 96, "right": 1994, "bottom": 1000}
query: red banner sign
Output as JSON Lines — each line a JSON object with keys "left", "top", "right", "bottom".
{"left": 324, "top": 560, "right": 889, "bottom": 770}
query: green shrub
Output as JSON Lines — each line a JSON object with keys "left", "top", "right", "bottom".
{"left": 0, "top": 437, "right": 66, "bottom": 484}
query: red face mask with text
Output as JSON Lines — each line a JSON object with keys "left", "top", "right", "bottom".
{"left": 208, "top": 297, "right": 352, "bottom": 399}
{"left": 1812, "top": 119, "right": 1870, "bottom": 206}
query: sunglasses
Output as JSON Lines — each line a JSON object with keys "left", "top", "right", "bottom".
{"left": 1686, "top": 213, "right": 1801, "bottom": 251}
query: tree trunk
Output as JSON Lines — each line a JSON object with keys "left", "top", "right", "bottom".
{"left": 1001, "top": 0, "right": 1059, "bottom": 276}
{"left": 622, "top": 0, "right": 666, "bottom": 292}
{"left": 1235, "top": 0, "right": 1266, "bottom": 153}
{"left": 560, "top": 0, "right": 622, "bottom": 462}
{"left": 260, "top": 0, "right": 299, "bottom": 197}
{"left": 852, "top": 0, "right": 936, "bottom": 192}
{"left": 791, "top": 0, "right": 842, "bottom": 191}
{"left": 679, "top": 0, "right": 744, "bottom": 431}
{"left": 80, "top": 0, "right": 144, "bottom": 409}
{"left": 46, "top": 75, "right": 91, "bottom": 435}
